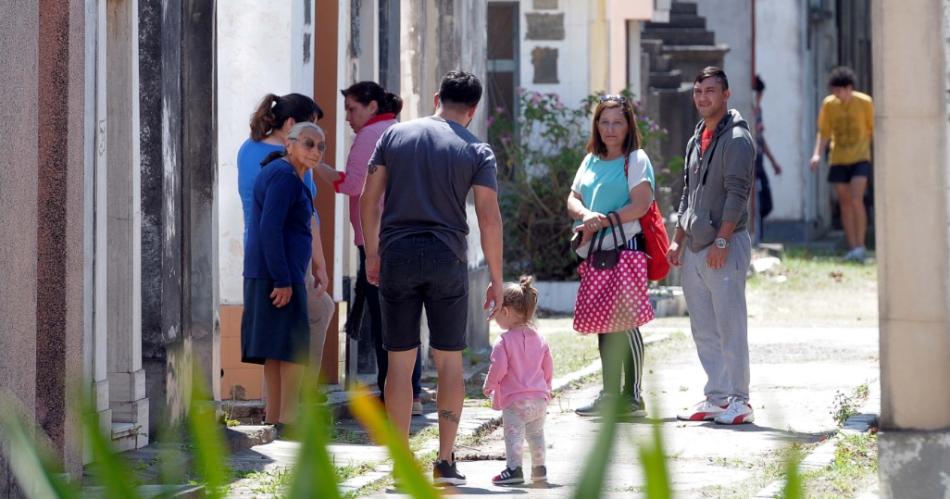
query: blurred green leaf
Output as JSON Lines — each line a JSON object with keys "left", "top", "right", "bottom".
{"left": 287, "top": 368, "right": 341, "bottom": 499}
{"left": 348, "top": 384, "right": 439, "bottom": 499}
{"left": 187, "top": 367, "right": 229, "bottom": 499}
{"left": 571, "top": 340, "right": 626, "bottom": 499}
{"left": 0, "top": 393, "right": 79, "bottom": 499}
{"left": 638, "top": 422, "right": 672, "bottom": 499}
{"left": 782, "top": 448, "right": 803, "bottom": 499}
{"left": 80, "top": 391, "right": 140, "bottom": 498}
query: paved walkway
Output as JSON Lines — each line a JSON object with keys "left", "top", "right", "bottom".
{"left": 225, "top": 318, "right": 879, "bottom": 497}
{"left": 379, "top": 323, "right": 878, "bottom": 498}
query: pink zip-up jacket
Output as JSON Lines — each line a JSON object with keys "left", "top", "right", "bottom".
{"left": 336, "top": 117, "right": 397, "bottom": 246}
{"left": 482, "top": 326, "right": 554, "bottom": 411}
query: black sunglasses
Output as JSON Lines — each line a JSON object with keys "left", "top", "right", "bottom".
{"left": 599, "top": 94, "right": 627, "bottom": 104}
{"left": 292, "top": 137, "right": 327, "bottom": 153}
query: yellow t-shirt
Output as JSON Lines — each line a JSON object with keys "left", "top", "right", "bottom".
{"left": 817, "top": 91, "right": 874, "bottom": 165}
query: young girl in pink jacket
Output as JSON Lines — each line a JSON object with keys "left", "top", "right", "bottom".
{"left": 482, "top": 276, "right": 554, "bottom": 485}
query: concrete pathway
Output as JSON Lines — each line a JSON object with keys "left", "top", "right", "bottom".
{"left": 361, "top": 323, "right": 879, "bottom": 498}
{"left": 223, "top": 320, "right": 878, "bottom": 498}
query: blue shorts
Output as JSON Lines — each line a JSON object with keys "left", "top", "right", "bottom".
{"left": 378, "top": 233, "right": 469, "bottom": 352}
{"left": 827, "top": 161, "right": 871, "bottom": 183}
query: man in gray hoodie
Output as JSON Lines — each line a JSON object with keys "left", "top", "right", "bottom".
{"left": 668, "top": 67, "right": 756, "bottom": 425}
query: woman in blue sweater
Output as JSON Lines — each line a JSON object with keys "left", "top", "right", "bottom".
{"left": 242, "top": 122, "right": 327, "bottom": 427}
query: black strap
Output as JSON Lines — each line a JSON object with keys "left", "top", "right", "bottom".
{"left": 607, "top": 211, "right": 628, "bottom": 244}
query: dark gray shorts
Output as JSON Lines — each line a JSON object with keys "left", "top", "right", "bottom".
{"left": 378, "top": 233, "right": 469, "bottom": 352}
{"left": 828, "top": 161, "right": 871, "bottom": 183}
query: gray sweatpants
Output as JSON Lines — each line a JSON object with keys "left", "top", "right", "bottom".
{"left": 681, "top": 231, "right": 752, "bottom": 404}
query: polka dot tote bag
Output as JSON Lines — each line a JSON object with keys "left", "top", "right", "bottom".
{"left": 573, "top": 211, "right": 654, "bottom": 334}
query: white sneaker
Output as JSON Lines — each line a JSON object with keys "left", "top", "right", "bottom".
{"left": 714, "top": 400, "right": 755, "bottom": 425}
{"left": 844, "top": 247, "right": 867, "bottom": 262}
{"left": 676, "top": 399, "right": 728, "bottom": 421}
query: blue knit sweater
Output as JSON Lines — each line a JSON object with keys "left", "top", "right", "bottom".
{"left": 243, "top": 159, "right": 313, "bottom": 287}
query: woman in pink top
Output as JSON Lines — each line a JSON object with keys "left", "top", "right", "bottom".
{"left": 315, "top": 82, "right": 424, "bottom": 414}
{"left": 482, "top": 276, "right": 553, "bottom": 486}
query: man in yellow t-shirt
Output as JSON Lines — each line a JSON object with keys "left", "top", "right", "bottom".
{"left": 810, "top": 66, "right": 874, "bottom": 262}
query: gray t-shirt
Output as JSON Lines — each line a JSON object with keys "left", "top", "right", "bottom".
{"left": 368, "top": 116, "right": 498, "bottom": 261}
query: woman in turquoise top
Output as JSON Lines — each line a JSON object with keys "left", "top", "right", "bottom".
{"left": 567, "top": 95, "right": 655, "bottom": 418}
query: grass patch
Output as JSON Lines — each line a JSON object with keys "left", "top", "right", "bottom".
{"left": 703, "top": 442, "right": 817, "bottom": 498}
{"left": 830, "top": 382, "right": 871, "bottom": 426}
{"left": 746, "top": 248, "right": 877, "bottom": 327}
{"left": 803, "top": 433, "right": 877, "bottom": 498}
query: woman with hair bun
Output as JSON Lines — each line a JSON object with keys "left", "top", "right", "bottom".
{"left": 315, "top": 82, "right": 425, "bottom": 416}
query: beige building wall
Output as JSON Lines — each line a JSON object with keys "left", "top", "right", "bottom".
{"left": 873, "top": 0, "right": 950, "bottom": 432}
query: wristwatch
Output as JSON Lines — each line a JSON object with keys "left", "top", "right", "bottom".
{"left": 714, "top": 237, "right": 729, "bottom": 249}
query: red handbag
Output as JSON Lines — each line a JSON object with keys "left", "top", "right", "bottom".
{"left": 626, "top": 156, "right": 671, "bottom": 281}
{"left": 573, "top": 212, "right": 655, "bottom": 334}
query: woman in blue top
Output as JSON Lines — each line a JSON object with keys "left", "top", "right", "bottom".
{"left": 567, "top": 95, "right": 655, "bottom": 418}
{"left": 242, "top": 122, "right": 327, "bottom": 427}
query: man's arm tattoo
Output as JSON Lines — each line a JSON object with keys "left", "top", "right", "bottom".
{"left": 438, "top": 410, "right": 460, "bottom": 424}
{"left": 368, "top": 163, "right": 378, "bottom": 175}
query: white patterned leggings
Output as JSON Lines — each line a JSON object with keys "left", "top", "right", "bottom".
{"left": 502, "top": 398, "right": 548, "bottom": 469}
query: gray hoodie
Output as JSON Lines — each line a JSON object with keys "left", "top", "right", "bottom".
{"left": 677, "top": 109, "right": 756, "bottom": 252}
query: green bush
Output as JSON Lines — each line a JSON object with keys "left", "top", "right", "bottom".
{"left": 488, "top": 89, "right": 667, "bottom": 280}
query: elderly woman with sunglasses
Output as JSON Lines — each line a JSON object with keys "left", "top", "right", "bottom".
{"left": 567, "top": 95, "right": 656, "bottom": 418}
{"left": 242, "top": 122, "right": 329, "bottom": 430}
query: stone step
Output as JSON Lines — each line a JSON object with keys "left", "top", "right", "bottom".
{"left": 649, "top": 70, "right": 683, "bottom": 90}
{"left": 642, "top": 28, "right": 715, "bottom": 46}
{"left": 670, "top": 1, "right": 698, "bottom": 15}
{"left": 645, "top": 13, "right": 706, "bottom": 30}
{"left": 226, "top": 425, "right": 278, "bottom": 453}
{"left": 651, "top": 53, "right": 673, "bottom": 72}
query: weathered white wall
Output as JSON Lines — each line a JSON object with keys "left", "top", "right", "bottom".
{"left": 697, "top": 0, "right": 753, "bottom": 126}
{"left": 517, "top": 0, "right": 590, "bottom": 107}
{"left": 216, "top": 1, "right": 315, "bottom": 304}
{"left": 755, "top": 0, "right": 809, "bottom": 221}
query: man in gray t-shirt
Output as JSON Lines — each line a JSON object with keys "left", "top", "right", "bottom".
{"left": 360, "top": 71, "right": 504, "bottom": 486}
{"left": 368, "top": 115, "right": 498, "bottom": 262}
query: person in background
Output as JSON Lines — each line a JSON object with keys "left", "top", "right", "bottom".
{"left": 237, "top": 94, "right": 335, "bottom": 415}
{"left": 241, "top": 122, "right": 328, "bottom": 429}
{"left": 809, "top": 66, "right": 875, "bottom": 262}
{"left": 752, "top": 75, "right": 782, "bottom": 244}
{"left": 316, "top": 82, "right": 425, "bottom": 416}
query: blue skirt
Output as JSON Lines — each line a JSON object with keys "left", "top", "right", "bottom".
{"left": 241, "top": 278, "right": 310, "bottom": 365}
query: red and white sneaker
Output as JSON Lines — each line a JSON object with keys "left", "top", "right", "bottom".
{"left": 676, "top": 400, "right": 728, "bottom": 421}
{"left": 714, "top": 400, "right": 755, "bottom": 425}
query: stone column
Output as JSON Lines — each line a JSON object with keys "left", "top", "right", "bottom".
{"left": 0, "top": 2, "right": 41, "bottom": 494}
{"left": 138, "top": 0, "right": 188, "bottom": 431}
{"left": 873, "top": 0, "right": 950, "bottom": 496}
{"left": 105, "top": 0, "right": 148, "bottom": 450}
{"left": 180, "top": 0, "right": 220, "bottom": 402}
{"left": 399, "top": 0, "right": 490, "bottom": 354}
{"left": 35, "top": 0, "right": 89, "bottom": 476}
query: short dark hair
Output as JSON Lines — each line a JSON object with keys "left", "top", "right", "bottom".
{"left": 341, "top": 81, "right": 403, "bottom": 116}
{"left": 754, "top": 75, "right": 765, "bottom": 93}
{"left": 828, "top": 66, "right": 856, "bottom": 88}
{"left": 694, "top": 66, "right": 729, "bottom": 90}
{"left": 438, "top": 71, "right": 483, "bottom": 108}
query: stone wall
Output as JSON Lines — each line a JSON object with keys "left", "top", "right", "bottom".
{"left": 0, "top": 0, "right": 88, "bottom": 488}
{"left": 874, "top": 0, "right": 950, "bottom": 494}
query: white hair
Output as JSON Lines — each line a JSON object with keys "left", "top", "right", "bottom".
{"left": 287, "top": 121, "right": 324, "bottom": 140}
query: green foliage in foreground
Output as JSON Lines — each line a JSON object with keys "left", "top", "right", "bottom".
{"left": 0, "top": 362, "right": 813, "bottom": 499}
